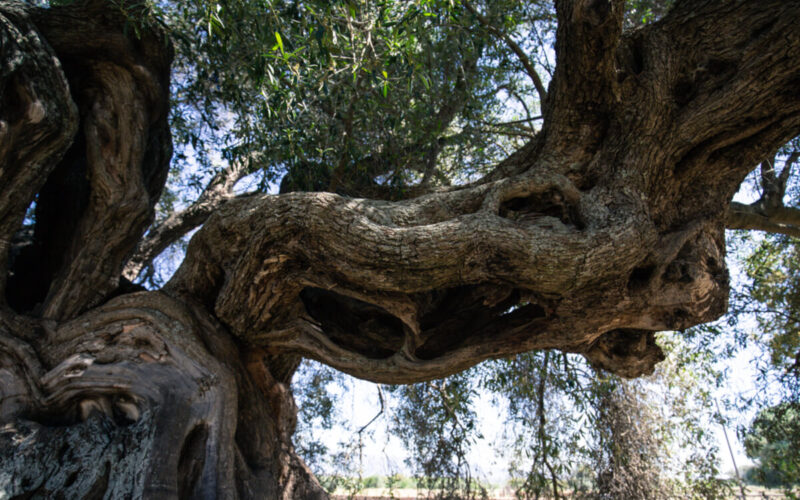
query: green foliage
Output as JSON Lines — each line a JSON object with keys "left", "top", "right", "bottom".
{"left": 742, "top": 233, "right": 800, "bottom": 399}
{"left": 163, "top": 0, "right": 547, "bottom": 198}
{"left": 481, "top": 351, "right": 582, "bottom": 499}
{"left": 743, "top": 403, "right": 800, "bottom": 492}
{"left": 624, "top": 0, "right": 674, "bottom": 28}
{"left": 481, "top": 335, "right": 728, "bottom": 500}
{"left": 389, "top": 372, "right": 487, "bottom": 499}
{"left": 294, "top": 330, "right": 728, "bottom": 499}
{"left": 62, "top": 0, "right": 682, "bottom": 284}
{"left": 722, "top": 140, "right": 800, "bottom": 496}
{"left": 293, "top": 360, "right": 346, "bottom": 470}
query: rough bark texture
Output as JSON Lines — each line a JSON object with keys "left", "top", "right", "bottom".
{"left": 0, "top": 1, "right": 324, "bottom": 498}
{"left": 1, "top": 0, "right": 800, "bottom": 498}
{"left": 7, "top": 0, "right": 172, "bottom": 320}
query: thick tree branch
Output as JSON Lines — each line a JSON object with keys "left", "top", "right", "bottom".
{"left": 628, "top": 1, "right": 800, "bottom": 192}
{"left": 727, "top": 202, "right": 800, "bottom": 238}
{"left": 542, "top": 0, "right": 624, "bottom": 161}
{"left": 14, "top": 1, "right": 174, "bottom": 320}
{"left": 166, "top": 167, "right": 722, "bottom": 382}
{"left": 777, "top": 152, "right": 798, "bottom": 196}
{"left": 0, "top": 2, "right": 77, "bottom": 302}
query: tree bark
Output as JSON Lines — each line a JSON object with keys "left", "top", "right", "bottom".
{"left": 0, "top": 2, "right": 323, "bottom": 497}
{"left": 0, "top": 292, "right": 326, "bottom": 499}
{"left": 1, "top": 0, "right": 800, "bottom": 498}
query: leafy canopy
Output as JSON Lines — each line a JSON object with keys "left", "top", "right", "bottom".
{"left": 163, "top": 0, "right": 551, "bottom": 198}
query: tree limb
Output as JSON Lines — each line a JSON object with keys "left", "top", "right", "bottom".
{"left": 727, "top": 201, "right": 800, "bottom": 238}
{"left": 726, "top": 151, "right": 800, "bottom": 237}
{"left": 165, "top": 168, "right": 721, "bottom": 383}
{"left": 757, "top": 150, "right": 799, "bottom": 209}
{"left": 542, "top": 0, "right": 624, "bottom": 161}
{"left": 26, "top": 1, "right": 173, "bottom": 320}
{"left": 0, "top": 3, "right": 77, "bottom": 302}
{"left": 356, "top": 386, "right": 385, "bottom": 436}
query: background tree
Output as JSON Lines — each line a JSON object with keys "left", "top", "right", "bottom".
{"left": 743, "top": 403, "right": 800, "bottom": 491}
{"left": 1, "top": 0, "right": 800, "bottom": 498}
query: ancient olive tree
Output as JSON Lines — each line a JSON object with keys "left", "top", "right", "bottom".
{"left": 1, "top": 0, "right": 800, "bottom": 497}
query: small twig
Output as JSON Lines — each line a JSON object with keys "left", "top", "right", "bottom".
{"left": 461, "top": 0, "right": 547, "bottom": 105}
{"left": 357, "top": 385, "right": 385, "bottom": 436}
{"left": 536, "top": 352, "right": 560, "bottom": 499}
{"left": 470, "top": 127, "right": 537, "bottom": 138}
{"left": 531, "top": 23, "right": 555, "bottom": 77}
{"left": 715, "top": 398, "right": 747, "bottom": 500}
{"left": 760, "top": 154, "right": 779, "bottom": 198}
{"left": 777, "top": 151, "right": 800, "bottom": 197}
{"left": 477, "top": 116, "right": 543, "bottom": 127}
{"left": 433, "top": 382, "right": 469, "bottom": 436}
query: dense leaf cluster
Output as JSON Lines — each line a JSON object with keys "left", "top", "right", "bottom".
{"left": 163, "top": 0, "right": 548, "bottom": 198}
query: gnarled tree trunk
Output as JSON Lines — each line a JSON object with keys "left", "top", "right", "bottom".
{"left": 1, "top": 0, "right": 799, "bottom": 498}
{"left": 0, "top": 2, "right": 323, "bottom": 497}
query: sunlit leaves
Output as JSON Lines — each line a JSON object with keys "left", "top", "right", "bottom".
{"left": 153, "top": 0, "right": 563, "bottom": 202}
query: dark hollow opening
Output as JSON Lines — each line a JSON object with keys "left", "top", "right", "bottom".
{"left": 178, "top": 423, "right": 209, "bottom": 500}
{"left": 300, "top": 287, "right": 405, "bottom": 359}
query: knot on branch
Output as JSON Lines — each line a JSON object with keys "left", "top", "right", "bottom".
{"left": 626, "top": 226, "right": 728, "bottom": 331}
{"left": 484, "top": 173, "right": 585, "bottom": 230}
{"left": 585, "top": 329, "right": 665, "bottom": 378}
{"left": 499, "top": 189, "right": 585, "bottom": 230}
